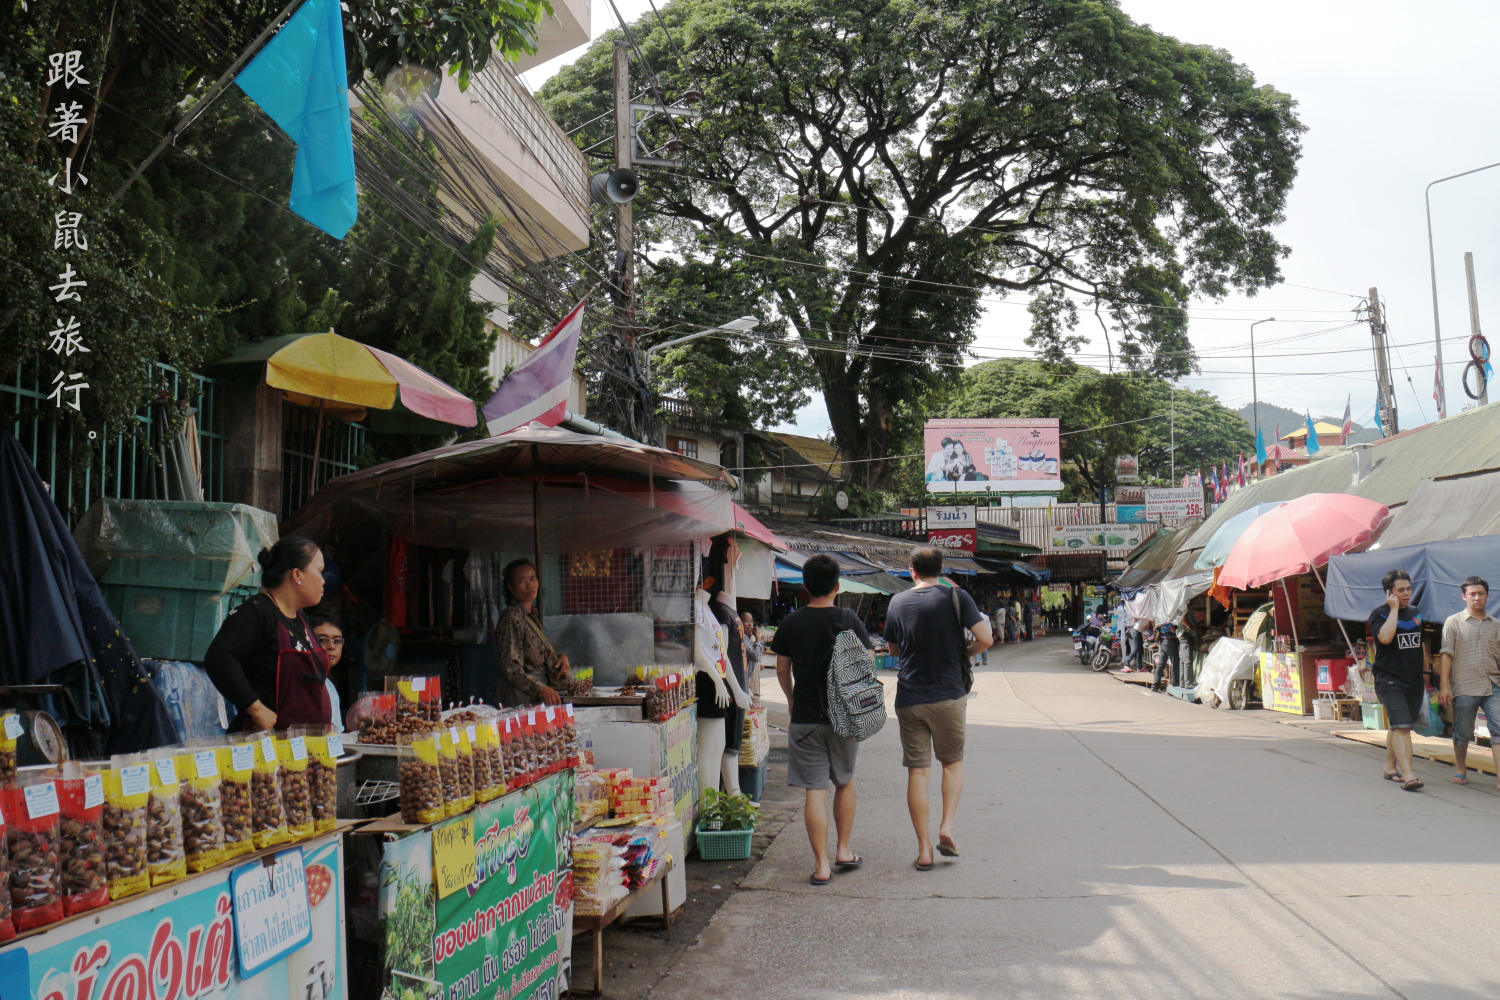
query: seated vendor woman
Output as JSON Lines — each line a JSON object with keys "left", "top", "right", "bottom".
{"left": 204, "top": 536, "right": 332, "bottom": 730}
{"left": 494, "top": 558, "right": 571, "bottom": 706}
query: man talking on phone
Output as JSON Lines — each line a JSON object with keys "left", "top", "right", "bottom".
{"left": 1369, "top": 569, "right": 1428, "bottom": 790}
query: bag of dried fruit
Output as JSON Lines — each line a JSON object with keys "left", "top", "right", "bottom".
{"left": 250, "top": 731, "right": 288, "bottom": 849}
{"left": 397, "top": 732, "right": 443, "bottom": 825}
{"left": 278, "top": 729, "right": 315, "bottom": 842}
{"left": 306, "top": 724, "right": 341, "bottom": 835}
{"left": 56, "top": 761, "right": 108, "bottom": 914}
{"left": 218, "top": 735, "right": 255, "bottom": 862}
{"left": 147, "top": 746, "right": 186, "bottom": 885}
{"left": 103, "top": 752, "right": 151, "bottom": 900}
{"left": 178, "top": 742, "right": 225, "bottom": 872}
{"left": 2, "top": 770, "right": 64, "bottom": 929}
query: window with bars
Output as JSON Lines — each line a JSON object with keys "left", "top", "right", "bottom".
{"left": 666, "top": 436, "right": 698, "bottom": 459}
{"left": 281, "top": 402, "right": 367, "bottom": 517}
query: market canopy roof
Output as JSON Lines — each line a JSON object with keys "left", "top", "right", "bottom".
{"left": 1323, "top": 534, "right": 1500, "bottom": 621}
{"left": 205, "top": 331, "right": 479, "bottom": 433}
{"left": 1373, "top": 472, "right": 1500, "bottom": 548}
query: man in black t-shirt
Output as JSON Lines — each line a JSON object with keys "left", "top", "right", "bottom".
{"left": 883, "top": 546, "right": 992, "bottom": 871}
{"left": 1368, "top": 568, "right": 1429, "bottom": 790}
{"left": 771, "top": 554, "right": 872, "bottom": 886}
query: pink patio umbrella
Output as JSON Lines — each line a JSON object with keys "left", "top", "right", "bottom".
{"left": 1219, "top": 492, "right": 1389, "bottom": 652}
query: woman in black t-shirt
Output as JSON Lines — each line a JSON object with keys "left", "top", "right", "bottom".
{"left": 203, "top": 537, "right": 330, "bottom": 730}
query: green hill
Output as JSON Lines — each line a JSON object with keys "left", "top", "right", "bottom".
{"left": 1237, "top": 402, "right": 1380, "bottom": 444}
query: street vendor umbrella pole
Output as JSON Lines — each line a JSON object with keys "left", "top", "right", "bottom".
{"left": 1310, "top": 563, "right": 1360, "bottom": 658}
{"left": 307, "top": 399, "right": 326, "bottom": 503}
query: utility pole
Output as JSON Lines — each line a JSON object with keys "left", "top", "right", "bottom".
{"left": 613, "top": 41, "right": 633, "bottom": 324}
{"left": 1368, "top": 287, "right": 1398, "bottom": 436}
{"left": 1465, "top": 252, "right": 1488, "bottom": 406}
{"left": 1169, "top": 386, "right": 1175, "bottom": 482}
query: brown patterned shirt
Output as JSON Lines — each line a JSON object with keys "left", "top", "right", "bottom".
{"left": 493, "top": 604, "right": 568, "bottom": 705}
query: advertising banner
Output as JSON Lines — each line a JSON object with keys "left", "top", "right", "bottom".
{"left": 1115, "top": 486, "right": 1146, "bottom": 504}
{"left": 925, "top": 505, "right": 977, "bottom": 553}
{"left": 1144, "top": 487, "right": 1206, "bottom": 520}
{"left": 2, "top": 833, "right": 345, "bottom": 1000}
{"left": 1114, "top": 455, "right": 1139, "bottom": 483}
{"left": 1260, "top": 652, "right": 1309, "bottom": 715}
{"left": 923, "top": 419, "right": 1061, "bottom": 494}
{"left": 381, "top": 771, "right": 575, "bottom": 1000}
{"left": 1116, "top": 505, "right": 1148, "bottom": 523}
{"left": 1047, "top": 524, "right": 1147, "bottom": 552}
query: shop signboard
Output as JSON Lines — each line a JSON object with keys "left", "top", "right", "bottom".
{"left": 925, "top": 505, "right": 977, "bottom": 553}
{"left": 3, "top": 833, "right": 345, "bottom": 1000}
{"left": 1116, "top": 505, "right": 1147, "bottom": 523}
{"left": 1114, "top": 455, "right": 1139, "bottom": 483}
{"left": 1144, "top": 487, "right": 1206, "bottom": 521}
{"left": 1115, "top": 486, "right": 1146, "bottom": 504}
{"left": 382, "top": 771, "right": 575, "bottom": 1000}
{"left": 1047, "top": 524, "right": 1146, "bottom": 552}
{"left": 663, "top": 703, "right": 698, "bottom": 833}
{"left": 923, "top": 418, "right": 1062, "bottom": 494}
{"left": 1260, "top": 652, "right": 1310, "bottom": 715}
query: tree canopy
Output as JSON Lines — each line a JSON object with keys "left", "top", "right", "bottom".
{"left": 942, "top": 358, "right": 1251, "bottom": 499}
{"left": 540, "top": 0, "right": 1302, "bottom": 487}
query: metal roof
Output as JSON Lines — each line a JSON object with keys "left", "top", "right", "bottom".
{"left": 1185, "top": 402, "right": 1500, "bottom": 559}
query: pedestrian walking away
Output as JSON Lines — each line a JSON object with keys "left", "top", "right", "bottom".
{"left": 771, "top": 554, "right": 871, "bottom": 885}
{"left": 1369, "top": 569, "right": 1428, "bottom": 790}
{"left": 1437, "top": 576, "right": 1500, "bottom": 787}
{"left": 1153, "top": 615, "right": 1180, "bottom": 692}
{"left": 882, "top": 545, "right": 993, "bottom": 871}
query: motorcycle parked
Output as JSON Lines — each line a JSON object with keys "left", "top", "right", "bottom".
{"left": 1089, "top": 626, "right": 1121, "bottom": 671}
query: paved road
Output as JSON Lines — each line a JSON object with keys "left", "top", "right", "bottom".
{"left": 653, "top": 637, "right": 1500, "bottom": 1000}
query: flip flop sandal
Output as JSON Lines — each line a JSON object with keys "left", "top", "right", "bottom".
{"left": 936, "top": 842, "right": 960, "bottom": 858}
{"left": 1452, "top": 774, "right": 1470, "bottom": 785}
{"left": 834, "top": 856, "right": 863, "bottom": 869}
{"left": 809, "top": 873, "right": 831, "bottom": 886}
{"left": 1382, "top": 773, "right": 1404, "bottom": 782}
{"left": 1402, "top": 778, "right": 1424, "bottom": 791}
{"left": 912, "top": 860, "right": 934, "bottom": 872}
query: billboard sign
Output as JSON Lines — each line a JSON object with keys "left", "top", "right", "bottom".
{"left": 1115, "top": 455, "right": 1139, "bottom": 483}
{"left": 1116, "top": 505, "right": 1148, "bottom": 523}
{"left": 925, "top": 505, "right": 977, "bottom": 553}
{"left": 1047, "top": 524, "right": 1147, "bottom": 552}
{"left": 923, "top": 419, "right": 1061, "bottom": 494}
{"left": 1144, "top": 487, "right": 1206, "bottom": 521}
{"left": 1115, "top": 486, "right": 1146, "bottom": 504}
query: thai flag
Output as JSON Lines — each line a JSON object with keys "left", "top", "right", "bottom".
{"left": 1237, "top": 453, "right": 1246, "bottom": 487}
{"left": 1340, "top": 394, "right": 1352, "bottom": 443}
{"left": 482, "top": 299, "right": 586, "bottom": 437}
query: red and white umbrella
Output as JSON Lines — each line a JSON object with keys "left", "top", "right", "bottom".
{"left": 1218, "top": 493, "right": 1389, "bottom": 591}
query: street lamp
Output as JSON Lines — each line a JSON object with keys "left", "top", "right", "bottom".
{"left": 1250, "top": 317, "right": 1276, "bottom": 455}
{"left": 1426, "top": 161, "right": 1500, "bottom": 419}
{"left": 642, "top": 316, "right": 759, "bottom": 382}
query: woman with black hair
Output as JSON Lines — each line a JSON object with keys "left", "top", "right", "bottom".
{"left": 492, "top": 558, "right": 571, "bottom": 706}
{"left": 204, "top": 536, "right": 332, "bottom": 730}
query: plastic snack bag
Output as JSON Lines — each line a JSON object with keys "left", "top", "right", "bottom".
{"left": 57, "top": 761, "right": 108, "bottom": 915}
{"left": 472, "top": 721, "right": 501, "bottom": 803}
{"left": 0, "top": 713, "right": 19, "bottom": 780}
{"left": 484, "top": 718, "right": 505, "bottom": 798}
{"left": 0, "top": 806, "right": 14, "bottom": 941}
{"left": 218, "top": 735, "right": 256, "bottom": 862}
{"left": 251, "top": 731, "right": 288, "bottom": 849}
{"left": 179, "top": 742, "right": 225, "bottom": 872}
{"left": 147, "top": 747, "right": 186, "bottom": 885}
{"left": 307, "top": 725, "right": 341, "bottom": 835}
{"left": 437, "top": 727, "right": 461, "bottom": 817}
{"left": 562, "top": 705, "right": 581, "bottom": 768}
{"left": 103, "top": 752, "right": 151, "bottom": 900}
{"left": 451, "top": 724, "right": 475, "bottom": 813}
{"left": 2, "top": 771, "right": 63, "bottom": 930}
{"left": 397, "top": 732, "right": 443, "bottom": 825}
{"left": 278, "top": 730, "right": 314, "bottom": 842}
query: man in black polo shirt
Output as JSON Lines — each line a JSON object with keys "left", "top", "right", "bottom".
{"left": 1368, "top": 569, "right": 1428, "bottom": 790}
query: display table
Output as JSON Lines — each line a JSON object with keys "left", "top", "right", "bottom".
{"left": 570, "top": 859, "right": 674, "bottom": 998}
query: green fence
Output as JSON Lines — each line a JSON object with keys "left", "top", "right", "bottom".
{"left": 280, "top": 400, "right": 366, "bottom": 517}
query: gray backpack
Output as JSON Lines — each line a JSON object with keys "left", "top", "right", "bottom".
{"left": 826, "top": 611, "right": 886, "bottom": 741}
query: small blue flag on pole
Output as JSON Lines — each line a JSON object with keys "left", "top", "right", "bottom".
{"left": 235, "top": 0, "right": 358, "bottom": 239}
{"left": 1304, "top": 410, "right": 1320, "bottom": 454}
{"left": 1255, "top": 426, "right": 1267, "bottom": 466}
{"left": 1374, "top": 397, "right": 1385, "bottom": 437}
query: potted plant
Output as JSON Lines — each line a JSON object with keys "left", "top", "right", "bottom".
{"left": 695, "top": 789, "right": 758, "bottom": 860}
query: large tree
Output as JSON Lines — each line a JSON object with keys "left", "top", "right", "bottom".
{"left": 540, "top": 0, "right": 1302, "bottom": 487}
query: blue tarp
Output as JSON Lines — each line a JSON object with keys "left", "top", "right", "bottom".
{"left": 1323, "top": 534, "right": 1500, "bottom": 621}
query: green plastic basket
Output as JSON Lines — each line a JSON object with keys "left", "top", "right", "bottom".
{"left": 696, "top": 826, "right": 754, "bottom": 860}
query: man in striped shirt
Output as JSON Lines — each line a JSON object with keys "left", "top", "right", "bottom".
{"left": 1438, "top": 576, "right": 1500, "bottom": 787}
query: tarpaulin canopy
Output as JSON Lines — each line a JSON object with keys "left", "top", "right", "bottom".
{"left": 975, "top": 557, "right": 1050, "bottom": 582}
{"left": 284, "top": 424, "right": 735, "bottom": 552}
{"left": 1375, "top": 472, "right": 1500, "bottom": 548}
{"left": 1323, "top": 534, "right": 1500, "bottom": 621}
{"left": 204, "top": 331, "right": 478, "bottom": 432}
{"left": 732, "top": 504, "right": 787, "bottom": 551}
{"left": 73, "top": 500, "right": 277, "bottom": 594}
{"left": 1144, "top": 571, "right": 1216, "bottom": 624}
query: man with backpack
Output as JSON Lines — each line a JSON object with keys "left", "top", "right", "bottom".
{"left": 883, "top": 546, "right": 993, "bottom": 871}
{"left": 772, "top": 554, "right": 875, "bottom": 885}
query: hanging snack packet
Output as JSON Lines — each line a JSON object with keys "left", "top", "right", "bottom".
{"left": 471, "top": 721, "right": 499, "bottom": 803}
{"left": 3, "top": 771, "right": 63, "bottom": 930}
{"left": 0, "top": 806, "right": 13, "bottom": 941}
{"left": 178, "top": 742, "right": 225, "bottom": 872}
{"left": 57, "top": 761, "right": 108, "bottom": 915}
{"left": 218, "top": 735, "right": 255, "bottom": 862}
{"left": 0, "top": 713, "right": 19, "bottom": 780}
{"left": 497, "top": 712, "right": 517, "bottom": 790}
{"left": 278, "top": 729, "right": 314, "bottom": 842}
{"left": 251, "top": 731, "right": 288, "bottom": 849}
{"left": 484, "top": 718, "right": 506, "bottom": 798}
{"left": 562, "top": 705, "right": 581, "bottom": 768}
{"left": 451, "top": 725, "right": 475, "bottom": 812}
{"left": 103, "top": 753, "right": 150, "bottom": 900}
{"left": 307, "top": 725, "right": 341, "bottom": 835}
{"left": 437, "top": 727, "right": 461, "bottom": 817}
{"left": 146, "top": 747, "right": 186, "bottom": 885}
{"left": 397, "top": 732, "right": 443, "bottom": 825}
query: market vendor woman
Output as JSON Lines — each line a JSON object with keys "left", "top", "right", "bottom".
{"left": 494, "top": 558, "right": 571, "bottom": 706}
{"left": 204, "top": 536, "right": 332, "bottom": 730}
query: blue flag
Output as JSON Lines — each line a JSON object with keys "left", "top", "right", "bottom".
{"left": 1255, "top": 426, "right": 1267, "bottom": 466}
{"left": 1374, "top": 398, "right": 1385, "bottom": 437}
{"left": 1305, "top": 410, "right": 1320, "bottom": 454}
{"left": 236, "top": 0, "right": 358, "bottom": 239}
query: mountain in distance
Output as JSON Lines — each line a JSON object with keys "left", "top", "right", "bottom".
{"left": 1237, "top": 402, "right": 1381, "bottom": 445}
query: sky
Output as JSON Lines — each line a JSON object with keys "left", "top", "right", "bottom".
{"left": 522, "top": 0, "right": 1500, "bottom": 440}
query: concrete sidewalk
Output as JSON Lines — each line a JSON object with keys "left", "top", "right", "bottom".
{"left": 651, "top": 637, "right": 1500, "bottom": 1000}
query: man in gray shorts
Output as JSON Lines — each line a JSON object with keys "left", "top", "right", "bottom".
{"left": 772, "top": 553, "right": 872, "bottom": 886}
{"left": 883, "top": 545, "right": 992, "bottom": 870}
